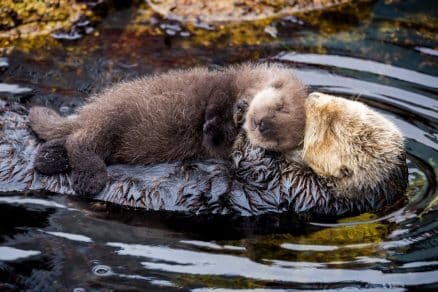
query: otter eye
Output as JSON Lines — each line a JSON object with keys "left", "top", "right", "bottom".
{"left": 275, "top": 104, "right": 284, "bottom": 111}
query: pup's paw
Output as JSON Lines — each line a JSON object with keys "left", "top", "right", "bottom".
{"left": 233, "top": 99, "right": 248, "bottom": 125}
{"left": 71, "top": 161, "right": 108, "bottom": 196}
{"left": 34, "top": 139, "right": 70, "bottom": 175}
{"left": 203, "top": 116, "right": 224, "bottom": 148}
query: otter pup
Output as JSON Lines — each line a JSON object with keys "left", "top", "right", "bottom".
{"left": 29, "top": 64, "right": 307, "bottom": 196}
{"left": 244, "top": 91, "right": 406, "bottom": 196}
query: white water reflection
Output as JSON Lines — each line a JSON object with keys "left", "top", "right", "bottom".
{"left": 0, "top": 58, "right": 8, "bottom": 68}
{"left": 90, "top": 263, "right": 176, "bottom": 287}
{"left": 0, "top": 196, "right": 69, "bottom": 209}
{"left": 280, "top": 243, "right": 338, "bottom": 251}
{"left": 293, "top": 69, "right": 438, "bottom": 119}
{"left": 401, "top": 261, "right": 438, "bottom": 269}
{"left": 415, "top": 47, "right": 438, "bottom": 57}
{"left": 276, "top": 52, "right": 438, "bottom": 88}
{"left": 0, "top": 246, "right": 40, "bottom": 261}
{"left": 0, "top": 83, "right": 32, "bottom": 94}
{"left": 181, "top": 240, "right": 246, "bottom": 251}
{"left": 267, "top": 259, "right": 325, "bottom": 268}
{"left": 43, "top": 231, "right": 93, "bottom": 243}
{"left": 107, "top": 242, "right": 438, "bottom": 285}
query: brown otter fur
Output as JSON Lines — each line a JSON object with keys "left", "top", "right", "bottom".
{"left": 29, "top": 64, "right": 307, "bottom": 196}
{"left": 245, "top": 92, "right": 405, "bottom": 196}
{"left": 243, "top": 78, "right": 307, "bottom": 152}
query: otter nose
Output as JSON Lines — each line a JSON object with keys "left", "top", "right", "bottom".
{"left": 252, "top": 118, "right": 274, "bottom": 137}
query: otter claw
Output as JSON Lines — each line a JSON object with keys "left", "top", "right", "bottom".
{"left": 339, "top": 166, "right": 353, "bottom": 178}
{"left": 233, "top": 99, "right": 249, "bottom": 125}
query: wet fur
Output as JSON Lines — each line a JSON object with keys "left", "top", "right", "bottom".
{"left": 298, "top": 92, "right": 406, "bottom": 196}
{"left": 240, "top": 91, "right": 406, "bottom": 198}
{"left": 244, "top": 76, "right": 307, "bottom": 152}
{"left": 29, "top": 64, "right": 306, "bottom": 195}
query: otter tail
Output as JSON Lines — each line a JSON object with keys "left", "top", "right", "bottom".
{"left": 28, "top": 107, "right": 75, "bottom": 141}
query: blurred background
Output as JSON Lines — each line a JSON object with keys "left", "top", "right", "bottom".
{"left": 0, "top": 0, "right": 437, "bottom": 290}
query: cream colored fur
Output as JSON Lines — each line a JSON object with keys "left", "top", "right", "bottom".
{"left": 296, "top": 92, "right": 404, "bottom": 194}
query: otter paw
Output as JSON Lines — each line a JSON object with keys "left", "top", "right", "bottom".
{"left": 336, "top": 166, "right": 353, "bottom": 178}
{"left": 203, "top": 116, "right": 224, "bottom": 147}
{"left": 34, "top": 139, "right": 70, "bottom": 175}
{"left": 71, "top": 164, "right": 108, "bottom": 196}
{"left": 233, "top": 99, "right": 249, "bottom": 125}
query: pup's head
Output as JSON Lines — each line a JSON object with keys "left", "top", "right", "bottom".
{"left": 302, "top": 92, "right": 405, "bottom": 191}
{"left": 243, "top": 78, "right": 307, "bottom": 152}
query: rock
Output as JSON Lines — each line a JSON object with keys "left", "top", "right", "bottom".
{"left": 146, "top": 0, "right": 351, "bottom": 23}
{"left": 0, "top": 0, "right": 93, "bottom": 40}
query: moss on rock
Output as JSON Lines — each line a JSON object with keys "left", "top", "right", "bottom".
{"left": 0, "top": 0, "right": 93, "bottom": 39}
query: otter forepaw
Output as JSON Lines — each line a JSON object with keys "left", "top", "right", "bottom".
{"left": 335, "top": 166, "right": 353, "bottom": 178}
{"left": 203, "top": 116, "right": 224, "bottom": 148}
{"left": 233, "top": 99, "right": 249, "bottom": 125}
{"left": 71, "top": 158, "right": 108, "bottom": 196}
{"left": 34, "top": 139, "right": 70, "bottom": 175}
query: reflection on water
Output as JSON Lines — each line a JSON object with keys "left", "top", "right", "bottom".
{"left": 0, "top": 0, "right": 437, "bottom": 290}
{"left": 276, "top": 52, "right": 438, "bottom": 88}
{"left": 106, "top": 241, "right": 438, "bottom": 285}
{"left": 0, "top": 247, "right": 40, "bottom": 262}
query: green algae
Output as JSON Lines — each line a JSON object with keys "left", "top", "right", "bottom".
{"left": 0, "top": 0, "right": 93, "bottom": 38}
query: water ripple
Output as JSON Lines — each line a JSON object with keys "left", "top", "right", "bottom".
{"left": 107, "top": 242, "right": 438, "bottom": 285}
{"left": 42, "top": 231, "right": 93, "bottom": 243}
{"left": 293, "top": 69, "right": 438, "bottom": 120}
{"left": 0, "top": 83, "right": 32, "bottom": 94}
{"left": 276, "top": 52, "right": 438, "bottom": 89}
{"left": 0, "top": 246, "right": 40, "bottom": 261}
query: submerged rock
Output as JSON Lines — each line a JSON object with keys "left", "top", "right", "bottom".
{"left": 0, "top": 100, "right": 407, "bottom": 217}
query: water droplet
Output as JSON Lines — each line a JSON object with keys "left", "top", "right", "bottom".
{"left": 92, "top": 264, "right": 113, "bottom": 276}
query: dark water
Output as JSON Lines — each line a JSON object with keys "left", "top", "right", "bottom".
{"left": 1, "top": 1, "right": 437, "bottom": 290}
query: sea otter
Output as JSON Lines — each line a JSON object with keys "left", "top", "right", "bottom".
{"left": 244, "top": 91, "right": 406, "bottom": 198}
{"left": 28, "top": 64, "right": 307, "bottom": 196}
{"left": 0, "top": 94, "right": 407, "bottom": 217}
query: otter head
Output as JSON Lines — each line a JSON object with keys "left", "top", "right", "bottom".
{"left": 243, "top": 79, "right": 307, "bottom": 152}
{"left": 302, "top": 92, "right": 405, "bottom": 192}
